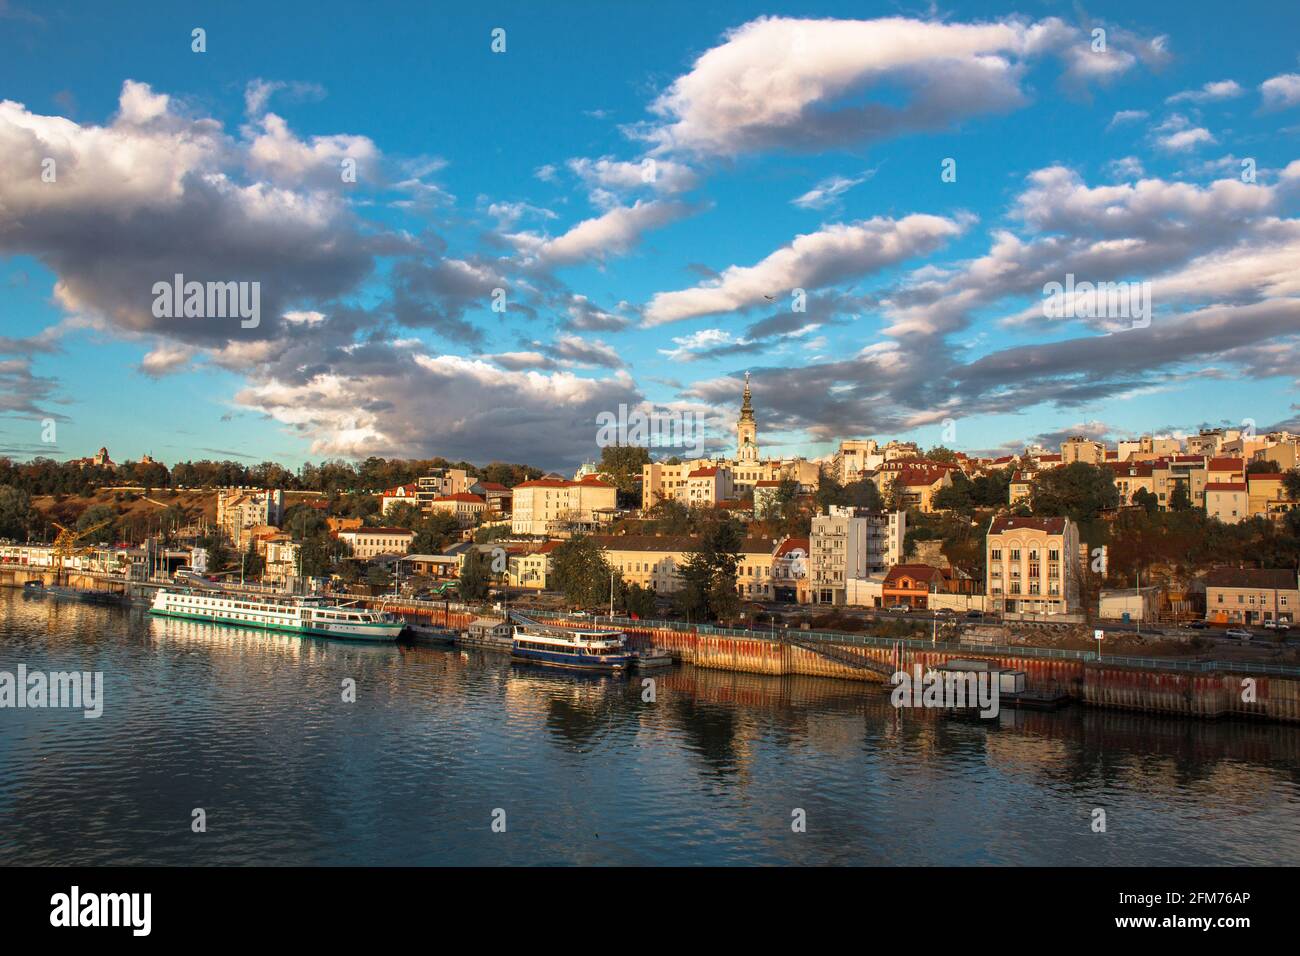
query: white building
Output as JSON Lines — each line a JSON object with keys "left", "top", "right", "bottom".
{"left": 809, "top": 506, "right": 906, "bottom": 605}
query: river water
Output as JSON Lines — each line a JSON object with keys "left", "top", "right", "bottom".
{"left": 1, "top": 589, "right": 1297, "bottom": 866}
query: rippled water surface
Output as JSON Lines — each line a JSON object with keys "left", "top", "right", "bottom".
{"left": 1, "top": 590, "right": 1298, "bottom": 865}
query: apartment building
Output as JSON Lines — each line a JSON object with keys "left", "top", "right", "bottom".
{"left": 1205, "top": 568, "right": 1299, "bottom": 625}
{"left": 215, "top": 487, "right": 285, "bottom": 550}
{"left": 511, "top": 476, "right": 617, "bottom": 536}
{"left": 1009, "top": 471, "right": 1033, "bottom": 507}
{"left": 686, "top": 466, "right": 734, "bottom": 505}
{"left": 985, "top": 515, "right": 1080, "bottom": 616}
{"left": 770, "top": 537, "right": 809, "bottom": 603}
{"left": 1205, "top": 482, "right": 1249, "bottom": 523}
{"left": 469, "top": 481, "right": 512, "bottom": 514}
{"left": 428, "top": 492, "right": 487, "bottom": 526}
{"left": 1060, "top": 436, "right": 1106, "bottom": 465}
{"left": 380, "top": 482, "right": 420, "bottom": 514}
{"left": 336, "top": 527, "right": 416, "bottom": 559}
{"left": 872, "top": 464, "right": 953, "bottom": 512}
{"left": 810, "top": 506, "right": 906, "bottom": 605}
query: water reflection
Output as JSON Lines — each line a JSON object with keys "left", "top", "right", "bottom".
{"left": 1, "top": 591, "right": 1297, "bottom": 865}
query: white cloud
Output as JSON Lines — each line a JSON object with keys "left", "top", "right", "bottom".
{"left": 506, "top": 199, "right": 693, "bottom": 266}
{"left": 1261, "top": 73, "right": 1300, "bottom": 110}
{"left": 644, "top": 213, "right": 967, "bottom": 325}
{"left": 1166, "top": 79, "right": 1244, "bottom": 104}
{"left": 791, "top": 171, "right": 874, "bottom": 209}
{"left": 637, "top": 16, "right": 1163, "bottom": 157}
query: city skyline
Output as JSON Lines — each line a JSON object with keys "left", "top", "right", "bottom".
{"left": 2, "top": 1, "right": 1300, "bottom": 471}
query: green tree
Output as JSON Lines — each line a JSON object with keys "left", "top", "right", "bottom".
{"left": 0, "top": 486, "right": 36, "bottom": 540}
{"left": 550, "top": 534, "right": 614, "bottom": 608}
{"left": 76, "top": 503, "right": 119, "bottom": 542}
{"left": 598, "top": 444, "right": 651, "bottom": 496}
{"left": 1132, "top": 487, "right": 1160, "bottom": 514}
{"left": 622, "top": 581, "right": 658, "bottom": 619}
{"left": 410, "top": 512, "right": 462, "bottom": 553}
{"left": 1169, "top": 482, "right": 1192, "bottom": 512}
{"left": 1030, "top": 463, "right": 1119, "bottom": 527}
{"left": 458, "top": 549, "right": 493, "bottom": 602}
{"left": 674, "top": 517, "right": 744, "bottom": 622}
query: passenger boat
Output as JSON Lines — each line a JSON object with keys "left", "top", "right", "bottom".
{"left": 511, "top": 621, "right": 633, "bottom": 672}
{"left": 149, "top": 588, "right": 404, "bottom": 642}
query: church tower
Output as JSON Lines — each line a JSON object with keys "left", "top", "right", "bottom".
{"left": 736, "top": 372, "right": 759, "bottom": 463}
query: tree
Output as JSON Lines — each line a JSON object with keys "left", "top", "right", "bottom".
{"left": 1247, "top": 458, "right": 1281, "bottom": 475}
{"left": 622, "top": 581, "right": 658, "bottom": 619}
{"left": 599, "top": 445, "right": 651, "bottom": 497}
{"left": 0, "top": 486, "right": 36, "bottom": 541}
{"left": 550, "top": 534, "right": 614, "bottom": 609}
{"left": 1284, "top": 470, "right": 1300, "bottom": 501}
{"left": 925, "top": 446, "right": 959, "bottom": 464}
{"left": 458, "top": 549, "right": 493, "bottom": 602}
{"left": 673, "top": 517, "right": 744, "bottom": 622}
{"left": 1030, "top": 463, "right": 1119, "bottom": 526}
{"left": 76, "top": 504, "right": 119, "bottom": 542}
{"left": 883, "top": 476, "right": 905, "bottom": 512}
{"left": 1169, "top": 482, "right": 1192, "bottom": 512}
{"left": 1132, "top": 488, "right": 1160, "bottom": 514}
{"left": 410, "top": 512, "right": 462, "bottom": 553}
{"left": 242, "top": 539, "right": 265, "bottom": 580}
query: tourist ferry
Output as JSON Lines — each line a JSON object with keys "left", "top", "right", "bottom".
{"left": 149, "top": 588, "right": 404, "bottom": 642}
{"left": 510, "top": 618, "right": 633, "bottom": 672}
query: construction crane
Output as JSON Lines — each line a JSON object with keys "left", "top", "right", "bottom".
{"left": 50, "top": 519, "right": 114, "bottom": 584}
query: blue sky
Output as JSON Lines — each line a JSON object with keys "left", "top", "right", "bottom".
{"left": 1, "top": 0, "right": 1299, "bottom": 470}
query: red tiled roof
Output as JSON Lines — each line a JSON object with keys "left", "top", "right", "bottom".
{"left": 1205, "top": 482, "right": 1246, "bottom": 492}
{"left": 433, "top": 493, "right": 486, "bottom": 503}
{"left": 775, "top": 537, "right": 809, "bottom": 556}
{"left": 342, "top": 527, "right": 415, "bottom": 536}
{"left": 382, "top": 483, "right": 418, "bottom": 496}
{"left": 1208, "top": 457, "right": 1244, "bottom": 471}
{"left": 1247, "top": 473, "right": 1285, "bottom": 481}
{"left": 884, "top": 564, "right": 946, "bottom": 587}
{"left": 688, "top": 467, "right": 719, "bottom": 477}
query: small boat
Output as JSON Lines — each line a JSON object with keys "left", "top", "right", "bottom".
{"left": 630, "top": 648, "right": 673, "bottom": 669}
{"left": 511, "top": 621, "right": 633, "bottom": 672}
{"left": 149, "top": 588, "right": 403, "bottom": 642}
{"left": 46, "top": 585, "right": 124, "bottom": 605}
{"left": 404, "top": 622, "right": 458, "bottom": 645}
{"left": 22, "top": 580, "right": 46, "bottom": 597}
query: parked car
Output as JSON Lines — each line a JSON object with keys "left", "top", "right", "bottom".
{"left": 933, "top": 607, "right": 955, "bottom": 616}
{"left": 1184, "top": 620, "right": 1208, "bottom": 629}
{"left": 965, "top": 610, "right": 984, "bottom": 619}
{"left": 887, "top": 604, "right": 911, "bottom": 613}
{"left": 1226, "top": 628, "right": 1252, "bottom": 640}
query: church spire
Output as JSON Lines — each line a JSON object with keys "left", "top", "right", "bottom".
{"left": 739, "top": 370, "right": 754, "bottom": 422}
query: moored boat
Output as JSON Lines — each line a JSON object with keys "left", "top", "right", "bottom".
{"left": 630, "top": 648, "right": 673, "bottom": 669}
{"left": 511, "top": 620, "right": 633, "bottom": 672}
{"left": 149, "top": 588, "right": 403, "bottom": 642}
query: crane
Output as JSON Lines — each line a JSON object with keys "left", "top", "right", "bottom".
{"left": 50, "top": 518, "right": 114, "bottom": 584}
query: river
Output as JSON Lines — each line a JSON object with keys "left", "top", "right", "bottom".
{"left": 1, "top": 589, "right": 1297, "bottom": 865}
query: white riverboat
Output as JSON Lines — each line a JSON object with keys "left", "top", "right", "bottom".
{"left": 511, "top": 620, "right": 633, "bottom": 672}
{"left": 149, "top": 588, "right": 404, "bottom": 642}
